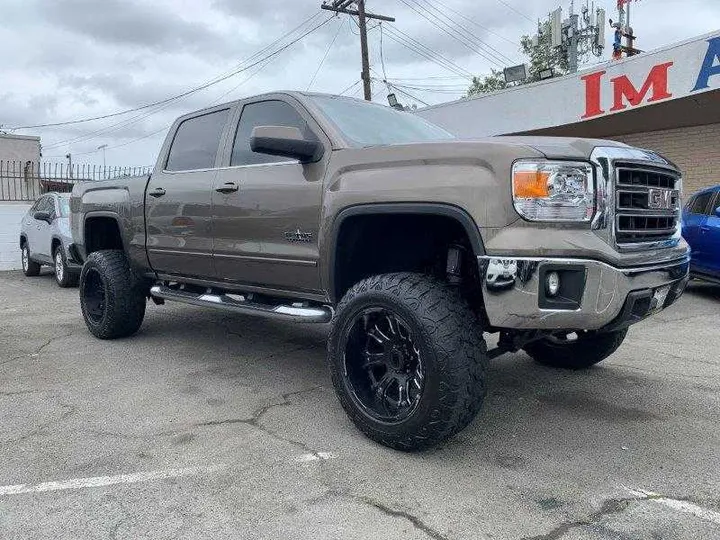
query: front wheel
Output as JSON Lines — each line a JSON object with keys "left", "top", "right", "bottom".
{"left": 328, "top": 273, "right": 488, "bottom": 451}
{"left": 54, "top": 247, "right": 78, "bottom": 288}
{"left": 523, "top": 329, "right": 629, "bottom": 370}
{"left": 79, "top": 250, "right": 146, "bottom": 339}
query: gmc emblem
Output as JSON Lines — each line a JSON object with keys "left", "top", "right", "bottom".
{"left": 648, "top": 188, "right": 676, "bottom": 210}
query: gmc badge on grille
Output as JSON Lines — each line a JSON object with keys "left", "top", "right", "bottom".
{"left": 648, "top": 188, "right": 675, "bottom": 210}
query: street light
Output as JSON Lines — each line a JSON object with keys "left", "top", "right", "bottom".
{"left": 97, "top": 144, "right": 108, "bottom": 168}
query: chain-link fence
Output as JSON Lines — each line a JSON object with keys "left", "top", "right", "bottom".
{"left": 0, "top": 161, "right": 152, "bottom": 201}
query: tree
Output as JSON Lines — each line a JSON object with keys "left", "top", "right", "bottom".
{"left": 467, "top": 21, "right": 570, "bottom": 97}
{"left": 466, "top": 69, "right": 508, "bottom": 95}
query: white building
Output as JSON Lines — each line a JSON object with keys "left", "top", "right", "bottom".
{"left": 418, "top": 30, "right": 720, "bottom": 195}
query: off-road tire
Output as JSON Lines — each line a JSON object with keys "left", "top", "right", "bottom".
{"left": 21, "top": 243, "right": 41, "bottom": 277}
{"left": 79, "top": 250, "right": 146, "bottom": 340}
{"left": 54, "top": 246, "right": 78, "bottom": 288}
{"left": 523, "top": 329, "right": 628, "bottom": 370}
{"left": 328, "top": 272, "right": 488, "bottom": 451}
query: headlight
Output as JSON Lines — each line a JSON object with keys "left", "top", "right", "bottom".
{"left": 512, "top": 160, "right": 595, "bottom": 222}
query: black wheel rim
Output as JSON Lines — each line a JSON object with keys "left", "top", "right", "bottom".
{"left": 83, "top": 269, "right": 106, "bottom": 323}
{"left": 342, "top": 308, "right": 425, "bottom": 423}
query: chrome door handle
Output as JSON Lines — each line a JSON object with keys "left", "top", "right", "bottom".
{"left": 149, "top": 187, "right": 166, "bottom": 198}
{"left": 215, "top": 182, "right": 239, "bottom": 194}
{"left": 700, "top": 226, "right": 710, "bottom": 232}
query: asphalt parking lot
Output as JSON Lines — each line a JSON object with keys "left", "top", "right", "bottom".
{"left": 1, "top": 269, "right": 719, "bottom": 540}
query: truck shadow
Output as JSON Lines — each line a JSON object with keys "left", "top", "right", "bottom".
{"left": 139, "top": 304, "right": 694, "bottom": 464}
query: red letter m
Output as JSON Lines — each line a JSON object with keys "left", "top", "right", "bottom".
{"left": 610, "top": 62, "right": 673, "bottom": 112}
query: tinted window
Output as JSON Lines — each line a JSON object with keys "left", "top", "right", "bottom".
{"left": 165, "top": 109, "right": 229, "bottom": 171}
{"left": 309, "top": 94, "right": 454, "bottom": 147}
{"left": 689, "top": 192, "right": 714, "bottom": 215}
{"left": 231, "top": 101, "right": 317, "bottom": 166}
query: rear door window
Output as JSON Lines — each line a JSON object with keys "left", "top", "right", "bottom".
{"left": 165, "top": 109, "right": 230, "bottom": 172}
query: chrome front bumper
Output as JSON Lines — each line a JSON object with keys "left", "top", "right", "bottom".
{"left": 479, "top": 255, "right": 689, "bottom": 330}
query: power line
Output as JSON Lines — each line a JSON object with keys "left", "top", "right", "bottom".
{"left": 383, "top": 25, "right": 474, "bottom": 80}
{"left": 426, "top": 0, "right": 520, "bottom": 48}
{"left": 410, "top": 0, "right": 518, "bottom": 64}
{"left": 338, "top": 79, "right": 362, "bottom": 95}
{"left": 60, "top": 25, "right": 326, "bottom": 156}
{"left": 9, "top": 14, "right": 330, "bottom": 131}
{"left": 396, "top": 0, "right": 505, "bottom": 69}
{"left": 496, "top": 0, "right": 534, "bottom": 23}
{"left": 307, "top": 18, "right": 345, "bottom": 90}
{"left": 383, "top": 81, "right": 430, "bottom": 106}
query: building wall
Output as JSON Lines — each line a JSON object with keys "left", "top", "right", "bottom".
{"left": 0, "top": 202, "right": 32, "bottom": 271}
{"left": 614, "top": 123, "right": 720, "bottom": 196}
{"left": 0, "top": 134, "right": 41, "bottom": 163}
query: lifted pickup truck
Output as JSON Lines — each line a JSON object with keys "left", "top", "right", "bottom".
{"left": 70, "top": 92, "right": 689, "bottom": 450}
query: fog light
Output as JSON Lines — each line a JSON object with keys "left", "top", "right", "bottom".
{"left": 546, "top": 271, "right": 560, "bottom": 297}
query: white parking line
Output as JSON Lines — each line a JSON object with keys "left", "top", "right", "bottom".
{"left": 627, "top": 488, "right": 720, "bottom": 526}
{"left": 0, "top": 465, "right": 224, "bottom": 496}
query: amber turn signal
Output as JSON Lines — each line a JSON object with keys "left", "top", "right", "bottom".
{"left": 513, "top": 170, "right": 550, "bottom": 198}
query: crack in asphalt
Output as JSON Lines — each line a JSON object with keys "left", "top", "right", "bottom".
{"left": 194, "top": 385, "right": 325, "bottom": 456}
{"left": 1, "top": 403, "right": 77, "bottom": 446}
{"left": 354, "top": 495, "right": 451, "bottom": 540}
{"left": 521, "top": 497, "right": 637, "bottom": 540}
{"left": 0, "top": 331, "right": 76, "bottom": 368}
{"left": 83, "top": 385, "right": 325, "bottom": 456}
{"left": 307, "top": 490, "right": 451, "bottom": 540}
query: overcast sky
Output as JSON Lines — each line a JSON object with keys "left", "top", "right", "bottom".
{"left": 1, "top": 0, "right": 718, "bottom": 166}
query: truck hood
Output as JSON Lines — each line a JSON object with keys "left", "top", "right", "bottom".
{"left": 487, "top": 135, "right": 629, "bottom": 160}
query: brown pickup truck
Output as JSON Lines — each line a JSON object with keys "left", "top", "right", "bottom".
{"left": 70, "top": 92, "right": 690, "bottom": 450}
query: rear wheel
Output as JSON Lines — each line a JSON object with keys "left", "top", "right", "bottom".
{"left": 21, "top": 243, "right": 41, "bottom": 277}
{"left": 54, "top": 246, "right": 78, "bottom": 288}
{"left": 328, "top": 273, "right": 488, "bottom": 451}
{"left": 79, "top": 250, "right": 146, "bottom": 339}
{"left": 523, "top": 329, "right": 628, "bottom": 370}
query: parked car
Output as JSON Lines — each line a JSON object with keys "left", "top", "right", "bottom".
{"left": 19, "top": 192, "right": 80, "bottom": 287}
{"left": 70, "top": 92, "right": 689, "bottom": 451}
{"left": 682, "top": 185, "right": 720, "bottom": 284}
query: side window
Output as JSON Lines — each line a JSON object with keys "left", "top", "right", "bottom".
{"left": 231, "top": 100, "right": 318, "bottom": 167}
{"left": 689, "top": 192, "right": 713, "bottom": 215}
{"left": 709, "top": 192, "right": 720, "bottom": 216}
{"left": 165, "top": 109, "right": 230, "bottom": 172}
{"left": 47, "top": 197, "right": 57, "bottom": 220}
{"left": 29, "top": 198, "right": 43, "bottom": 212}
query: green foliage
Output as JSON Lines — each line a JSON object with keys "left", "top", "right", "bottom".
{"left": 467, "top": 22, "right": 571, "bottom": 97}
{"left": 466, "top": 69, "right": 508, "bottom": 96}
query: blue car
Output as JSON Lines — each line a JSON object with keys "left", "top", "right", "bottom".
{"left": 682, "top": 185, "right": 720, "bottom": 284}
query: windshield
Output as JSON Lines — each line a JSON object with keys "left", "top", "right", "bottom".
{"left": 309, "top": 95, "right": 455, "bottom": 147}
{"left": 58, "top": 197, "right": 70, "bottom": 217}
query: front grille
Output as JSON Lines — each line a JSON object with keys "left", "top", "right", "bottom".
{"left": 614, "top": 164, "right": 680, "bottom": 245}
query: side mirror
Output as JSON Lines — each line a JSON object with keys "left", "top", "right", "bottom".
{"left": 715, "top": 206, "right": 720, "bottom": 218}
{"left": 250, "top": 126, "right": 323, "bottom": 162}
{"left": 33, "top": 210, "right": 51, "bottom": 223}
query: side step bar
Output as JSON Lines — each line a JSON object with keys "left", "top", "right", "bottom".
{"left": 149, "top": 285, "right": 333, "bottom": 323}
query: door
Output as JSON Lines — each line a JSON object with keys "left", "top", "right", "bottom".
{"left": 694, "top": 191, "right": 720, "bottom": 276}
{"left": 28, "top": 195, "right": 53, "bottom": 262}
{"left": 211, "top": 99, "right": 327, "bottom": 294}
{"left": 683, "top": 190, "right": 715, "bottom": 271}
{"left": 145, "top": 107, "right": 231, "bottom": 279}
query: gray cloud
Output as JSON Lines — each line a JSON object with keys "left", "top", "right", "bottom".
{"left": 1, "top": 0, "right": 717, "bottom": 166}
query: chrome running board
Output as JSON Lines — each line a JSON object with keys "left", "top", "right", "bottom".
{"left": 150, "top": 284, "right": 333, "bottom": 323}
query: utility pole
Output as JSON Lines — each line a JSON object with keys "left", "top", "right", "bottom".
{"left": 321, "top": 1, "right": 395, "bottom": 101}
{"left": 97, "top": 144, "right": 108, "bottom": 168}
{"left": 65, "top": 153, "right": 73, "bottom": 179}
